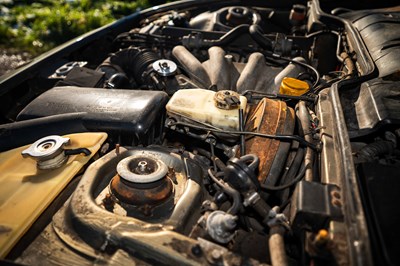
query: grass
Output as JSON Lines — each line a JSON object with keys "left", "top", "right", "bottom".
{"left": 0, "top": 0, "right": 150, "bottom": 55}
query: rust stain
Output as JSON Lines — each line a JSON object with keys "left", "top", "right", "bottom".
{"left": 242, "top": 98, "right": 294, "bottom": 183}
{"left": 110, "top": 175, "right": 173, "bottom": 206}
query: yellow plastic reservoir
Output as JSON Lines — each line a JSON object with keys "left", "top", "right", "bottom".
{"left": 166, "top": 89, "right": 247, "bottom": 130}
{"left": 0, "top": 132, "right": 107, "bottom": 258}
{"left": 279, "top": 77, "right": 310, "bottom": 96}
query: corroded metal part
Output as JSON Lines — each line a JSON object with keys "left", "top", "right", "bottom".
{"left": 110, "top": 152, "right": 173, "bottom": 206}
{"left": 243, "top": 98, "right": 295, "bottom": 184}
{"left": 110, "top": 174, "right": 173, "bottom": 206}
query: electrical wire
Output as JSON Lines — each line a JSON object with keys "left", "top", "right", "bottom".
{"left": 208, "top": 169, "right": 242, "bottom": 215}
{"left": 240, "top": 90, "right": 316, "bottom": 102}
{"left": 260, "top": 164, "right": 306, "bottom": 191}
{"left": 268, "top": 53, "right": 320, "bottom": 88}
{"left": 168, "top": 121, "right": 320, "bottom": 151}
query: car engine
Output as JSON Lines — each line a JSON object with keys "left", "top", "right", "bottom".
{"left": 0, "top": 0, "right": 399, "bottom": 265}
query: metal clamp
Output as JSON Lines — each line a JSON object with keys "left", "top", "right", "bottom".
{"left": 267, "top": 206, "right": 290, "bottom": 230}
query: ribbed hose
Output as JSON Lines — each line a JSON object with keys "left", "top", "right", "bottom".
{"left": 97, "top": 47, "right": 159, "bottom": 84}
{"left": 357, "top": 141, "right": 395, "bottom": 162}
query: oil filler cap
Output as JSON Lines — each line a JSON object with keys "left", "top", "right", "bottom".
{"left": 279, "top": 77, "right": 309, "bottom": 96}
{"left": 22, "top": 135, "right": 70, "bottom": 170}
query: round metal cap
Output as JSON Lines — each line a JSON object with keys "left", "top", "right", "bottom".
{"left": 21, "top": 135, "right": 70, "bottom": 160}
{"left": 117, "top": 155, "right": 168, "bottom": 183}
{"left": 152, "top": 59, "right": 177, "bottom": 77}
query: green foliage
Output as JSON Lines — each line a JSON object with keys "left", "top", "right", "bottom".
{"left": 0, "top": 0, "right": 150, "bottom": 55}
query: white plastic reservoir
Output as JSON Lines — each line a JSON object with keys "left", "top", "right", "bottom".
{"left": 166, "top": 89, "right": 247, "bottom": 130}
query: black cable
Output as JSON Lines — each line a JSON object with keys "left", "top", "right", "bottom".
{"left": 211, "top": 24, "right": 250, "bottom": 47}
{"left": 241, "top": 90, "right": 316, "bottom": 102}
{"left": 260, "top": 164, "right": 306, "bottom": 191}
{"left": 168, "top": 121, "right": 320, "bottom": 151}
{"left": 64, "top": 148, "right": 91, "bottom": 156}
{"left": 208, "top": 169, "right": 242, "bottom": 215}
{"left": 196, "top": 148, "right": 227, "bottom": 171}
{"left": 263, "top": 53, "right": 320, "bottom": 88}
{"left": 309, "top": 72, "right": 351, "bottom": 95}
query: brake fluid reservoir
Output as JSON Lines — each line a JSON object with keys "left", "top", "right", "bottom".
{"left": 166, "top": 89, "right": 247, "bottom": 130}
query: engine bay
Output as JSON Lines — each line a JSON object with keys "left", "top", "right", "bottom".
{"left": 0, "top": 0, "right": 400, "bottom": 265}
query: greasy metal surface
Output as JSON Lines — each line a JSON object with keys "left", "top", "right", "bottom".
{"left": 243, "top": 98, "right": 294, "bottom": 184}
{"left": 0, "top": 132, "right": 107, "bottom": 258}
{"left": 328, "top": 82, "right": 373, "bottom": 266}
{"left": 172, "top": 45, "right": 280, "bottom": 93}
{"left": 110, "top": 175, "right": 173, "bottom": 205}
{"left": 54, "top": 147, "right": 210, "bottom": 265}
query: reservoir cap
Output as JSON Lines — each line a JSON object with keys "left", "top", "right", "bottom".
{"left": 279, "top": 77, "right": 309, "bottom": 96}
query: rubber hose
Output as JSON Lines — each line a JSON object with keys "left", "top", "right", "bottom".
{"left": 357, "top": 141, "right": 395, "bottom": 162}
{"left": 269, "top": 226, "right": 288, "bottom": 266}
{"left": 208, "top": 169, "right": 242, "bottom": 215}
{"left": 212, "top": 24, "right": 250, "bottom": 46}
{"left": 249, "top": 24, "right": 273, "bottom": 50}
{"left": 98, "top": 47, "right": 159, "bottom": 84}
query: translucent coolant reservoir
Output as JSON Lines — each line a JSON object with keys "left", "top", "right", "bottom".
{"left": 166, "top": 89, "right": 247, "bottom": 130}
{"left": 0, "top": 132, "right": 107, "bottom": 258}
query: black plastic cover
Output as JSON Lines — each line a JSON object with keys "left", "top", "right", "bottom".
{"left": 290, "top": 181, "right": 343, "bottom": 232}
{"left": 341, "top": 78, "right": 400, "bottom": 138}
{"left": 17, "top": 86, "right": 169, "bottom": 135}
{"left": 55, "top": 67, "right": 105, "bottom": 88}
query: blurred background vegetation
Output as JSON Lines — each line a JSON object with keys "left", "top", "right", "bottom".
{"left": 0, "top": 0, "right": 152, "bottom": 56}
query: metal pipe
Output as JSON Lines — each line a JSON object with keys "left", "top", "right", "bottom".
{"left": 239, "top": 109, "right": 246, "bottom": 156}
{"left": 296, "top": 101, "right": 314, "bottom": 182}
{"left": 336, "top": 33, "right": 343, "bottom": 63}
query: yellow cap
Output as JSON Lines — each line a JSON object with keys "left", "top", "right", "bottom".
{"left": 315, "top": 229, "right": 329, "bottom": 244}
{"left": 318, "top": 229, "right": 329, "bottom": 239}
{"left": 279, "top": 77, "right": 310, "bottom": 96}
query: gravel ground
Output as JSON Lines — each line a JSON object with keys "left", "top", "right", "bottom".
{"left": 0, "top": 50, "right": 32, "bottom": 76}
